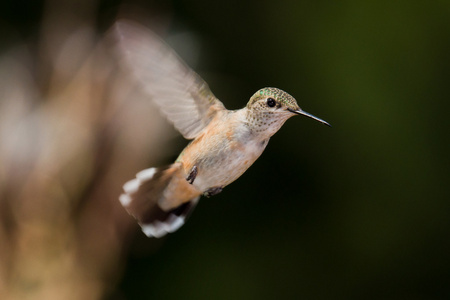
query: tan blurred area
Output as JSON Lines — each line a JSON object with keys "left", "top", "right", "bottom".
{"left": 0, "top": 2, "right": 175, "bottom": 299}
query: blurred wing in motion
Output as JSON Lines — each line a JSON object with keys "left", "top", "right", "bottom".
{"left": 113, "top": 20, "right": 225, "bottom": 140}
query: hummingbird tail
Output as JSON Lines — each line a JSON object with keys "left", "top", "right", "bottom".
{"left": 119, "top": 163, "right": 201, "bottom": 238}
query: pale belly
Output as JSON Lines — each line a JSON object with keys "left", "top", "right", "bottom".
{"left": 178, "top": 136, "right": 269, "bottom": 192}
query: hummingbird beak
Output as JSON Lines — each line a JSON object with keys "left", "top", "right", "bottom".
{"left": 287, "top": 108, "right": 331, "bottom": 127}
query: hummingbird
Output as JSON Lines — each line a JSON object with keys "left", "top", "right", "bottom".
{"left": 114, "top": 20, "right": 330, "bottom": 238}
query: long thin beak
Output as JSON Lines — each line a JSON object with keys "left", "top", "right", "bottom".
{"left": 288, "top": 108, "right": 331, "bottom": 127}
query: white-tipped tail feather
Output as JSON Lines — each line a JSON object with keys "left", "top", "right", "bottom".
{"left": 136, "top": 168, "right": 157, "bottom": 181}
{"left": 119, "top": 164, "right": 201, "bottom": 238}
{"left": 119, "top": 193, "right": 132, "bottom": 207}
{"left": 141, "top": 203, "right": 196, "bottom": 238}
{"left": 123, "top": 178, "right": 140, "bottom": 194}
{"left": 120, "top": 167, "right": 157, "bottom": 207}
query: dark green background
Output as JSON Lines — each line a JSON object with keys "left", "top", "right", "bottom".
{"left": 3, "top": 1, "right": 449, "bottom": 299}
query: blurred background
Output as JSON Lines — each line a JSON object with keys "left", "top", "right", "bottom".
{"left": 1, "top": 0, "right": 449, "bottom": 299}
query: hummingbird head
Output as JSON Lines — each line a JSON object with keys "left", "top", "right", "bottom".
{"left": 245, "top": 87, "right": 330, "bottom": 137}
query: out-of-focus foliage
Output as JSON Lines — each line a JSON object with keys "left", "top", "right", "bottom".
{"left": 0, "top": 2, "right": 176, "bottom": 299}
{"left": 0, "top": 0, "right": 449, "bottom": 299}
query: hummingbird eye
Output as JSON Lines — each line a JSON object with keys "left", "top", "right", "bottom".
{"left": 266, "top": 98, "right": 276, "bottom": 108}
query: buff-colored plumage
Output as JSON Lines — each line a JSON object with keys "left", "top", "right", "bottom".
{"left": 113, "top": 20, "right": 330, "bottom": 238}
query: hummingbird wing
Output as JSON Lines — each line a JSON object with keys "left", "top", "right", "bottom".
{"left": 112, "top": 20, "right": 225, "bottom": 140}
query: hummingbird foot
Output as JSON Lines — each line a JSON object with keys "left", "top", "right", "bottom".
{"left": 203, "top": 186, "right": 223, "bottom": 198}
{"left": 186, "top": 165, "right": 198, "bottom": 184}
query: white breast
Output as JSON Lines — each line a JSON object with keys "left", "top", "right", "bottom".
{"left": 192, "top": 138, "right": 268, "bottom": 192}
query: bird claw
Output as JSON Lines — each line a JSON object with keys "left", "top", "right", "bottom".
{"left": 203, "top": 186, "right": 223, "bottom": 197}
{"left": 186, "top": 165, "right": 198, "bottom": 184}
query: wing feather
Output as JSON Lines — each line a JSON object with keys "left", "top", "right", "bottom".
{"left": 112, "top": 20, "right": 225, "bottom": 139}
